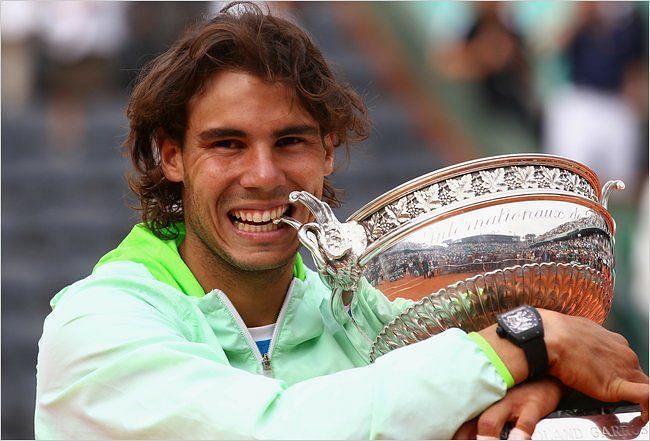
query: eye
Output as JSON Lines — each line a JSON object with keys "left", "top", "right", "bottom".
{"left": 276, "top": 137, "right": 304, "bottom": 147}
{"left": 211, "top": 139, "right": 243, "bottom": 149}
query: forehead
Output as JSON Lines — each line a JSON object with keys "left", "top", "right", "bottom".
{"left": 187, "top": 70, "right": 316, "bottom": 131}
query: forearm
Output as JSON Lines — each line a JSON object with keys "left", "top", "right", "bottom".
{"left": 477, "top": 309, "right": 564, "bottom": 386}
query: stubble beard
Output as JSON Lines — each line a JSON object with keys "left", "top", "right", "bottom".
{"left": 186, "top": 199, "right": 296, "bottom": 276}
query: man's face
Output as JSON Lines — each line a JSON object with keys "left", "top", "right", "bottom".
{"left": 161, "top": 70, "right": 334, "bottom": 271}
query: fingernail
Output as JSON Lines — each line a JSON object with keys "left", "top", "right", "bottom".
{"left": 507, "top": 428, "right": 531, "bottom": 440}
{"left": 476, "top": 436, "right": 499, "bottom": 440}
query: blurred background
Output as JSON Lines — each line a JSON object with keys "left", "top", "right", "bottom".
{"left": 1, "top": 1, "right": 648, "bottom": 438}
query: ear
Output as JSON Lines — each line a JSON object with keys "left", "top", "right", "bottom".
{"left": 323, "top": 134, "right": 335, "bottom": 176}
{"left": 159, "top": 135, "right": 184, "bottom": 183}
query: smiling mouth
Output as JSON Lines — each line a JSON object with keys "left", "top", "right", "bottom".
{"left": 228, "top": 204, "right": 291, "bottom": 232}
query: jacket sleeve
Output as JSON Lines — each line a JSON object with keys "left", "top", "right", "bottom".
{"left": 35, "top": 273, "right": 507, "bottom": 440}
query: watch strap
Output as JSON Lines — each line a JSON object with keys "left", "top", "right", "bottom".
{"left": 520, "top": 332, "right": 549, "bottom": 378}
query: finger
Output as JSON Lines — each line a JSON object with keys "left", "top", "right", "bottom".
{"left": 627, "top": 416, "right": 648, "bottom": 437}
{"left": 616, "top": 379, "right": 650, "bottom": 407}
{"left": 507, "top": 427, "right": 531, "bottom": 440}
{"left": 506, "top": 400, "right": 550, "bottom": 440}
{"left": 477, "top": 401, "right": 515, "bottom": 438}
{"left": 639, "top": 386, "right": 650, "bottom": 423}
{"left": 631, "top": 371, "right": 649, "bottom": 421}
{"left": 594, "top": 415, "right": 645, "bottom": 440}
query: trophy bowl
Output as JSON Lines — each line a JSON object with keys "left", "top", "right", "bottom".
{"left": 345, "top": 154, "right": 622, "bottom": 360}
{"left": 282, "top": 154, "right": 624, "bottom": 361}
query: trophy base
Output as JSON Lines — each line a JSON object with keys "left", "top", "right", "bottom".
{"left": 501, "top": 392, "right": 648, "bottom": 440}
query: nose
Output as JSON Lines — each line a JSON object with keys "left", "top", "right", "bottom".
{"left": 239, "top": 145, "right": 286, "bottom": 190}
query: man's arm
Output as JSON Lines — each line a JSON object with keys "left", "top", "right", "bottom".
{"left": 35, "top": 272, "right": 508, "bottom": 440}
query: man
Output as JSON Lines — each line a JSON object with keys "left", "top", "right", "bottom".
{"left": 35, "top": 4, "right": 648, "bottom": 439}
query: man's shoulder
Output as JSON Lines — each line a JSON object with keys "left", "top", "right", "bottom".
{"left": 50, "top": 260, "right": 188, "bottom": 315}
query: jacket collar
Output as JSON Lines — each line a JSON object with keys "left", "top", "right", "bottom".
{"left": 196, "top": 272, "right": 325, "bottom": 353}
{"left": 94, "top": 223, "right": 306, "bottom": 297}
{"left": 94, "top": 223, "right": 320, "bottom": 352}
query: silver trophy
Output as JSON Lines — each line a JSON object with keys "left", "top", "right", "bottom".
{"left": 277, "top": 154, "right": 625, "bottom": 359}
{"left": 278, "top": 154, "right": 647, "bottom": 439}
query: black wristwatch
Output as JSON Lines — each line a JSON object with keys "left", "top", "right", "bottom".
{"left": 496, "top": 305, "right": 548, "bottom": 379}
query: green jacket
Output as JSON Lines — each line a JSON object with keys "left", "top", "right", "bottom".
{"left": 35, "top": 224, "right": 512, "bottom": 439}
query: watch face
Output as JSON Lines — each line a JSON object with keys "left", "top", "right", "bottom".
{"left": 502, "top": 308, "right": 538, "bottom": 335}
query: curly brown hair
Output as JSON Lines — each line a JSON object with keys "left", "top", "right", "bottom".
{"left": 125, "top": 2, "right": 370, "bottom": 239}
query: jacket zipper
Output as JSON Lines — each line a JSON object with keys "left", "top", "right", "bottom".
{"left": 261, "top": 353, "right": 272, "bottom": 376}
{"left": 265, "top": 279, "right": 296, "bottom": 373}
{"left": 211, "top": 280, "right": 296, "bottom": 378}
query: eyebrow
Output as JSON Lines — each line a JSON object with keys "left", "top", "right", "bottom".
{"left": 196, "top": 124, "right": 320, "bottom": 143}
{"left": 197, "top": 128, "right": 246, "bottom": 142}
{"left": 274, "top": 125, "right": 320, "bottom": 138}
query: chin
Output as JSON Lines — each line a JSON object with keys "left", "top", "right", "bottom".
{"left": 228, "top": 252, "right": 296, "bottom": 273}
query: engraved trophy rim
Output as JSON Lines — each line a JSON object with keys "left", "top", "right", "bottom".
{"left": 358, "top": 192, "right": 616, "bottom": 266}
{"left": 347, "top": 154, "right": 603, "bottom": 223}
{"left": 344, "top": 153, "right": 614, "bottom": 265}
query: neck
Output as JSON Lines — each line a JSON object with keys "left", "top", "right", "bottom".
{"left": 179, "top": 232, "right": 295, "bottom": 328}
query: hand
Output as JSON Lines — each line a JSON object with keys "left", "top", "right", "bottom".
{"left": 592, "top": 414, "right": 648, "bottom": 440}
{"left": 540, "top": 309, "right": 649, "bottom": 422}
{"left": 452, "top": 377, "right": 564, "bottom": 440}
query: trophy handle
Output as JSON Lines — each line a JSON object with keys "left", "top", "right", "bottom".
{"left": 600, "top": 180, "right": 625, "bottom": 210}
{"left": 276, "top": 191, "right": 369, "bottom": 317}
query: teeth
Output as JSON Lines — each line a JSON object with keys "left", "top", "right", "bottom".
{"left": 233, "top": 219, "right": 281, "bottom": 232}
{"left": 231, "top": 205, "right": 288, "bottom": 223}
